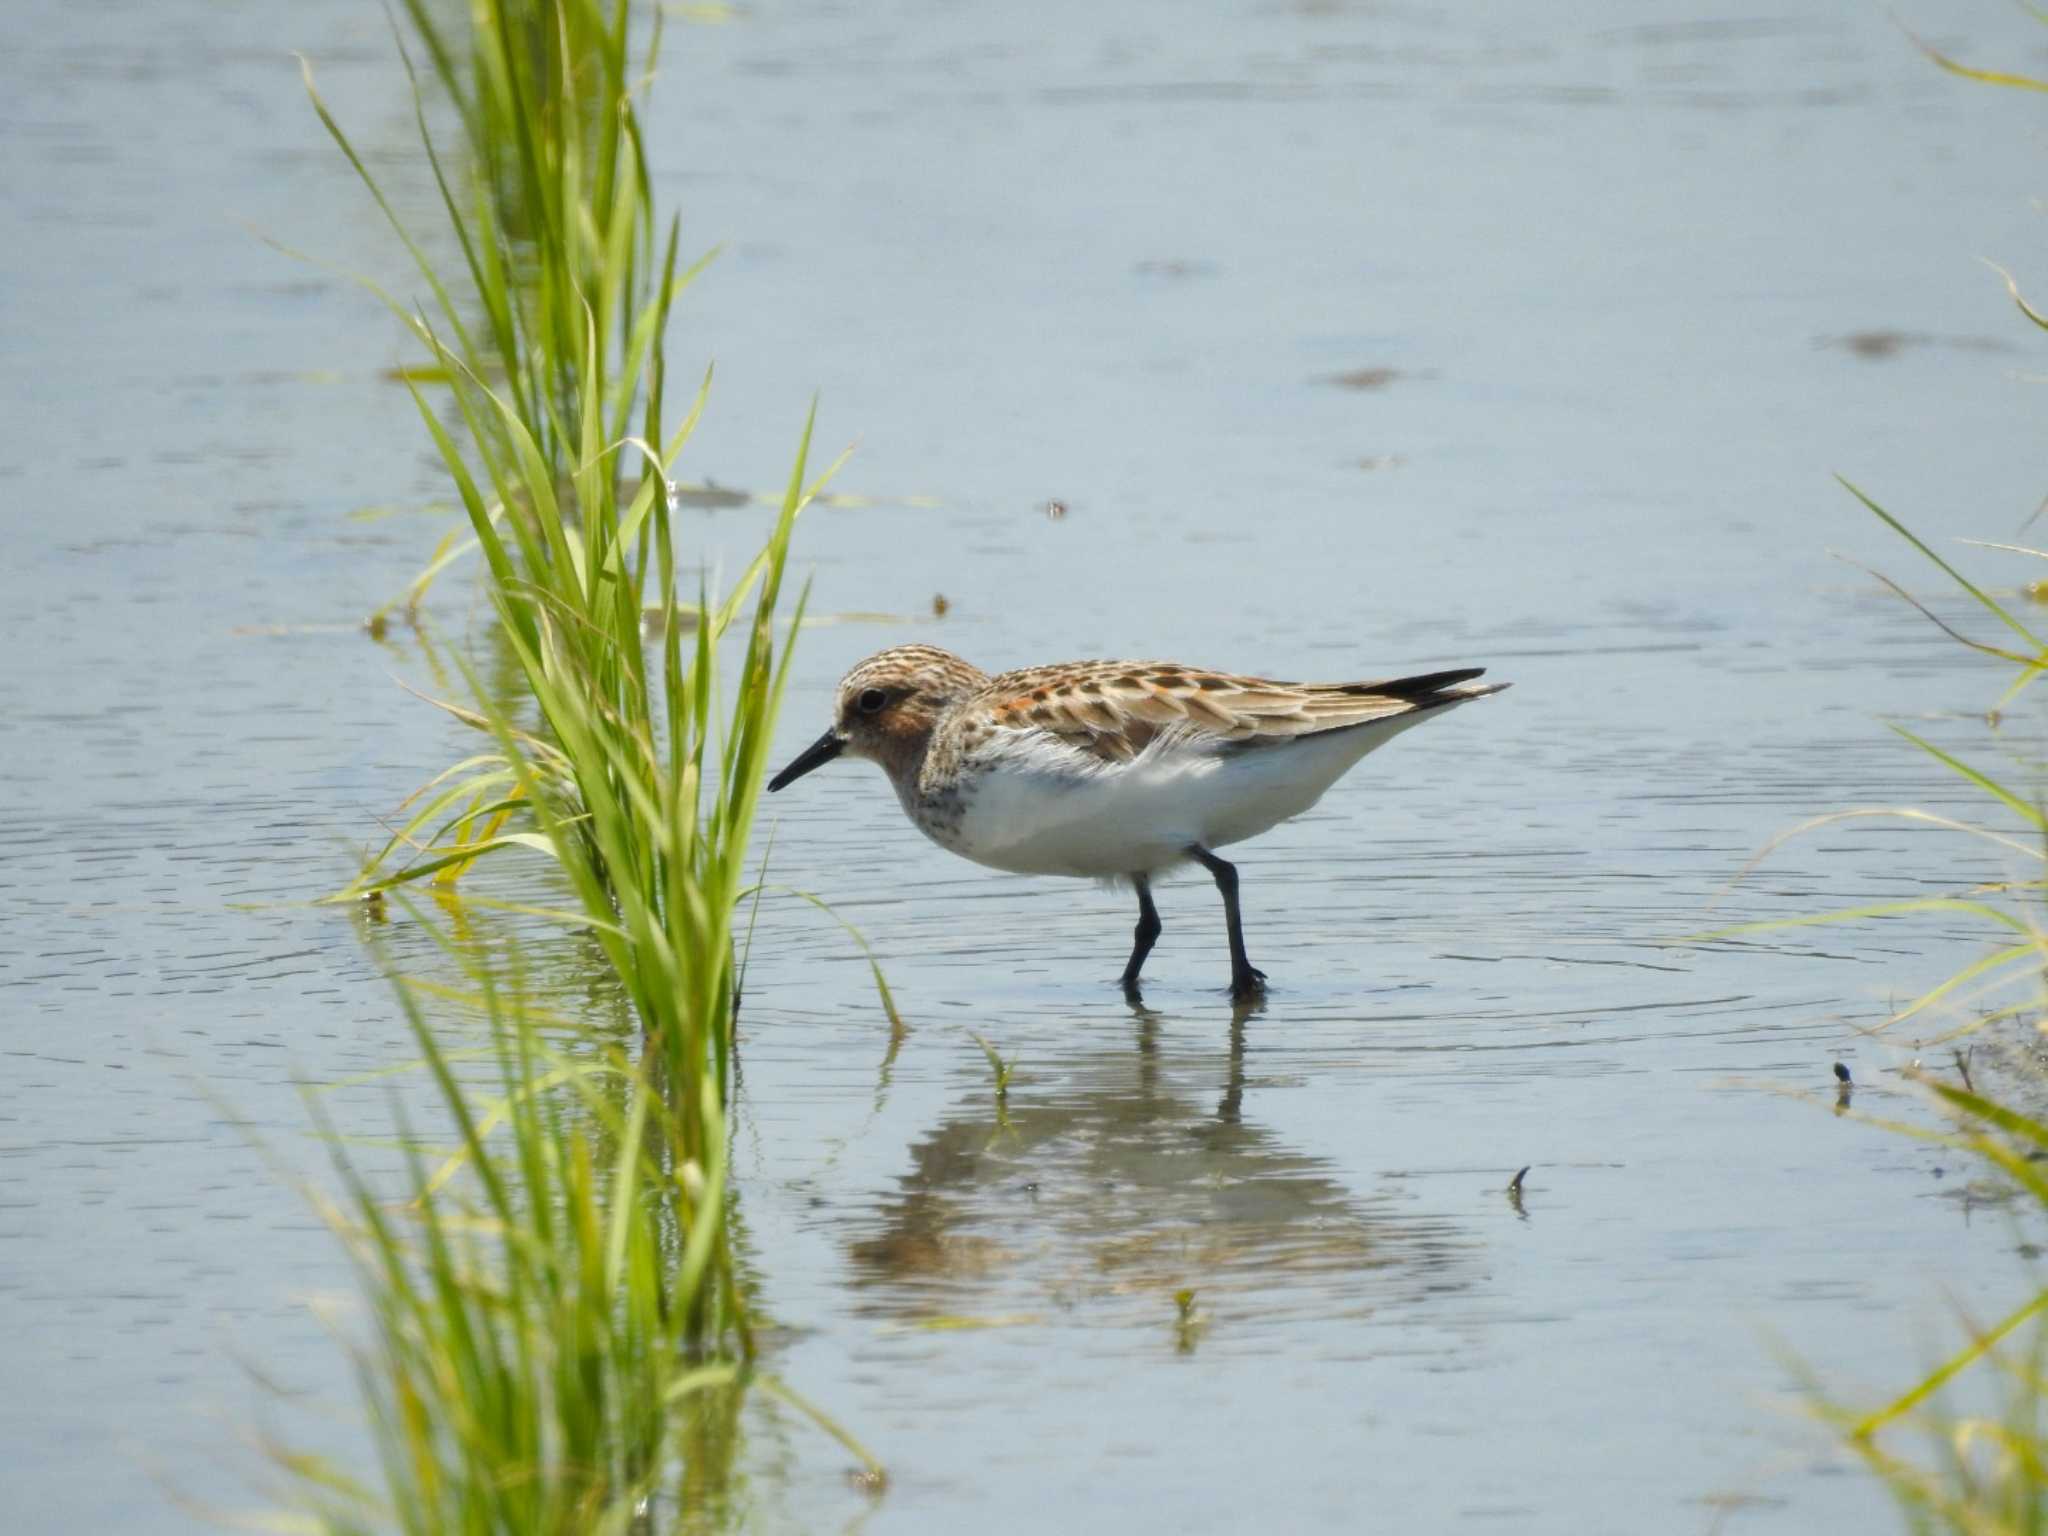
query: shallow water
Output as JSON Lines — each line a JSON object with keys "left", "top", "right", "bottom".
{"left": 7, "top": 0, "right": 2048, "bottom": 1530}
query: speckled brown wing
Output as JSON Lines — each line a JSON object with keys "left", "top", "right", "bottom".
{"left": 976, "top": 661, "right": 1493, "bottom": 764}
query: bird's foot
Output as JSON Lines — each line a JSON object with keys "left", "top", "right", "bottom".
{"left": 1229, "top": 967, "right": 1267, "bottom": 1003}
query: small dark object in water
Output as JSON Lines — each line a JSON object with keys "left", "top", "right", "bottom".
{"left": 672, "top": 478, "right": 752, "bottom": 510}
{"left": 364, "top": 611, "right": 389, "bottom": 641}
{"left": 1833, "top": 330, "right": 1915, "bottom": 360}
{"left": 932, "top": 592, "right": 951, "bottom": 617}
{"left": 1325, "top": 366, "right": 1402, "bottom": 391}
{"left": 1044, "top": 498, "right": 1068, "bottom": 521}
{"left": 1833, "top": 1061, "right": 1851, "bottom": 1085}
{"left": 1820, "top": 329, "right": 2013, "bottom": 361}
{"left": 1507, "top": 1166, "right": 1529, "bottom": 1195}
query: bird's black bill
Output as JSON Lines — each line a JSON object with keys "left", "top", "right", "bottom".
{"left": 767, "top": 729, "right": 844, "bottom": 792}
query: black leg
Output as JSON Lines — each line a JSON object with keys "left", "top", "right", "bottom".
{"left": 1188, "top": 846, "right": 1266, "bottom": 1001}
{"left": 1121, "top": 874, "right": 1162, "bottom": 1002}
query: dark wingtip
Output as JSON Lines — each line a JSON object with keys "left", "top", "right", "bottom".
{"left": 1343, "top": 666, "right": 1488, "bottom": 699}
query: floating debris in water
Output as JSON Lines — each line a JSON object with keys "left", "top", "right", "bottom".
{"left": 800, "top": 610, "right": 938, "bottom": 628}
{"left": 670, "top": 479, "right": 753, "bottom": 509}
{"left": 1818, "top": 330, "right": 2015, "bottom": 361}
{"left": 378, "top": 362, "right": 458, "bottom": 385}
{"left": 639, "top": 604, "right": 703, "bottom": 637}
{"left": 892, "top": 1313, "right": 1042, "bottom": 1333}
{"left": 931, "top": 593, "right": 951, "bottom": 617}
{"left": 1323, "top": 366, "right": 1405, "bottom": 391}
{"left": 1830, "top": 331, "right": 1914, "bottom": 360}
{"left": 1044, "top": 498, "right": 1068, "bottom": 521}
{"left": 1354, "top": 454, "right": 1407, "bottom": 472}
{"left": 847, "top": 1465, "right": 890, "bottom": 1495}
{"left": 364, "top": 611, "right": 389, "bottom": 641}
{"left": 664, "top": 479, "right": 948, "bottom": 512}
{"left": 232, "top": 621, "right": 378, "bottom": 638}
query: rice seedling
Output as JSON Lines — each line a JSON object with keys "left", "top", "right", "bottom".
{"left": 1172, "top": 1288, "right": 1205, "bottom": 1354}
{"left": 1713, "top": 484, "right": 2048, "bottom": 1046}
{"left": 1807, "top": 1072, "right": 2048, "bottom": 1535}
{"left": 1718, "top": 126, "right": 2048, "bottom": 1508}
{"left": 1684, "top": 35, "right": 2048, "bottom": 1468}
{"left": 304, "top": 0, "right": 840, "bottom": 1341}
{"left": 968, "top": 1032, "right": 1015, "bottom": 1110}
{"left": 1704, "top": 481, "right": 2048, "bottom": 1529}
{"left": 274, "top": 939, "right": 881, "bottom": 1534}
{"left": 275, "top": 0, "right": 886, "bottom": 1524}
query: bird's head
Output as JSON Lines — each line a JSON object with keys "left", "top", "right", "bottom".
{"left": 768, "top": 644, "right": 988, "bottom": 792}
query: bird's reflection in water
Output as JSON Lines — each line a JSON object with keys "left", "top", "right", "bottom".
{"left": 846, "top": 999, "right": 1473, "bottom": 1332}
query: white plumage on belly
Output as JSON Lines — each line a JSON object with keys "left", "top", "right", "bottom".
{"left": 937, "top": 709, "right": 1444, "bottom": 879}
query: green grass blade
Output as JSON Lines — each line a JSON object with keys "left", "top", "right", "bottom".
{"left": 1843, "top": 476, "right": 2044, "bottom": 650}
{"left": 1888, "top": 724, "right": 2047, "bottom": 830}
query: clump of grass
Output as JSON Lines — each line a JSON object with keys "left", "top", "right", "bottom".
{"left": 1815, "top": 1073, "right": 2048, "bottom": 1534}
{"left": 1715, "top": 484, "right": 2048, "bottom": 1045}
{"left": 1711, "top": 485, "right": 2048, "bottom": 1532}
{"left": 1727, "top": 137, "right": 2048, "bottom": 1514}
{"left": 305, "top": 0, "right": 836, "bottom": 1346}
{"left": 278, "top": 943, "right": 880, "bottom": 1532}
{"left": 1780, "top": 497, "right": 2048, "bottom": 1533}
{"left": 289, "top": 963, "right": 730, "bottom": 1531}
{"left": 310, "top": 0, "right": 689, "bottom": 512}
{"left": 276, "top": 0, "right": 881, "bottom": 1523}
{"left": 1698, "top": 25, "right": 2048, "bottom": 1476}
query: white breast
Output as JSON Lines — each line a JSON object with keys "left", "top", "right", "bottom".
{"left": 927, "top": 712, "right": 1442, "bottom": 879}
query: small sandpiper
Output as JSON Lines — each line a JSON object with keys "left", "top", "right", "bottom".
{"left": 769, "top": 645, "right": 1507, "bottom": 1002}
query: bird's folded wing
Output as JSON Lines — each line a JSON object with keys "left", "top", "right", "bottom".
{"left": 981, "top": 662, "right": 1493, "bottom": 763}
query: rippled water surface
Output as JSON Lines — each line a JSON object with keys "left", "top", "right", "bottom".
{"left": 8, "top": 0, "right": 2048, "bottom": 1530}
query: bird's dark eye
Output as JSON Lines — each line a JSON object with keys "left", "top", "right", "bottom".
{"left": 857, "top": 687, "right": 889, "bottom": 715}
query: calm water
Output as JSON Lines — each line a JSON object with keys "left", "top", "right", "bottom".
{"left": 7, "top": 0, "right": 2048, "bottom": 1530}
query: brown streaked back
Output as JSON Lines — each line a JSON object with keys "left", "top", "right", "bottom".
{"left": 964, "top": 660, "right": 1504, "bottom": 764}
